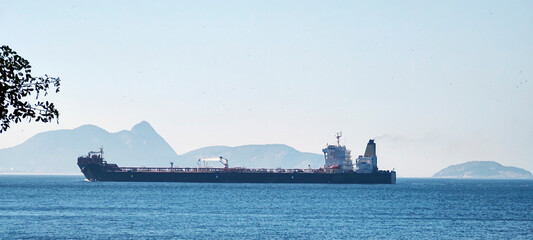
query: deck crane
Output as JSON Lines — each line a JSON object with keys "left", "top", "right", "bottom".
{"left": 198, "top": 156, "right": 229, "bottom": 168}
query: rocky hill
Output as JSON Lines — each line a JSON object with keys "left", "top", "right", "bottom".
{"left": 0, "top": 121, "right": 178, "bottom": 173}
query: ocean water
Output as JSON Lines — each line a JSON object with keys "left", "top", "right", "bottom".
{"left": 0, "top": 176, "right": 532, "bottom": 239}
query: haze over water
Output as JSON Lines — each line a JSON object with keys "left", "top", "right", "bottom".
{"left": 1, "top": 176, "right": 532, "bottom": 239}
{"left": 1, "top": 1, "right": 532, "bottom": 177}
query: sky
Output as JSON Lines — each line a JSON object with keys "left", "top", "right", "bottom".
{"left": 1, "top": 0, "right": 532, "bottom": 177}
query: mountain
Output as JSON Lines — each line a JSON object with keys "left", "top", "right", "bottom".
{"left": 433, "top": 161, "right": 533, "bottom": 179}
{"left": 0, "top": 121, "right": 179, "bottom": 173}
{"left": 178, "top": 144, "right": 324, "bottom": 169}
{"left": 0, "top": 122, "right": 325, "bottom": 173}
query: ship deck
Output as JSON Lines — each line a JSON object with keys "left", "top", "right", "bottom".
{"left": 116, "top": 166, "right": 322, "bottom": 174}
{"left": 113, "top": 166, "right": 394, "bottom": 175}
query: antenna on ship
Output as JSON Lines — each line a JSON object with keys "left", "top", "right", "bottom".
{"left": 99, "top": 146, "right": 104, "bottom": 159}
{"left": 336, "top": 132, "right": 342, "bottom": 146}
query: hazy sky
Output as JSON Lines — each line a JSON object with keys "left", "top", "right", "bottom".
{"left": 1, "top": 0, "right": 532, "bottom": 177}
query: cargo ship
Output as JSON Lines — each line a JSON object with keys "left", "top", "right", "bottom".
{"left": 77, "top": 134, "right": 396, "bottom": 184}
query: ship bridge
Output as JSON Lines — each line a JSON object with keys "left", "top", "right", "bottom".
{"left": 322, "top": 132, "right": 354, "bottom": 172}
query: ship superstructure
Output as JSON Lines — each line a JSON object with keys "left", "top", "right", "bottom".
{"left": 355, "top": 139, "right": 378, "bottom": 173}
{"left": 77, "top": 135, "right": 396, "bottom": 184}
{"left": 322, "top": 132, "right": 353, "bottom": 172}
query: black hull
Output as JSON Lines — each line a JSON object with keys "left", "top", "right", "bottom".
{"left": 79, "top": 163, "right": 396, "bottom": 184}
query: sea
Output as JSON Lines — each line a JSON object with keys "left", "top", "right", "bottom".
{"left": 0, "top": 176, "right": 532, "bottom": 239}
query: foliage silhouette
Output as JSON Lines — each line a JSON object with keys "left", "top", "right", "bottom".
{"left": 0, "top": 45, "right": 61, "bottom": 133}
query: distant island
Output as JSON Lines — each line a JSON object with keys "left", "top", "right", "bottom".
{"left": 433, "top": 161, "right": 533, "bottom": 179}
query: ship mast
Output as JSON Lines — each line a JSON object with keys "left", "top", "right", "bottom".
{"left": 336, "top": 132, "right": 342, "bottom": 146}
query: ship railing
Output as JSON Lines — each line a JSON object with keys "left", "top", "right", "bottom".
{"left": 117, "top": 166, "right": 323, "bottom": 173}
{"left": 119, "top": 167, "right": 202, "bottom": 172}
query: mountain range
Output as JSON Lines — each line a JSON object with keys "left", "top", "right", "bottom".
{"left": 433, "top": 161, "right": 533, "bottom": 179}
{"left": 0, "top": 121, "right": 324, "bottom": 173}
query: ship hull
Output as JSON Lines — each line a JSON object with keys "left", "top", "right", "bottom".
{"left": 78, "top": 163, "right": 396, "bottom": 184}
